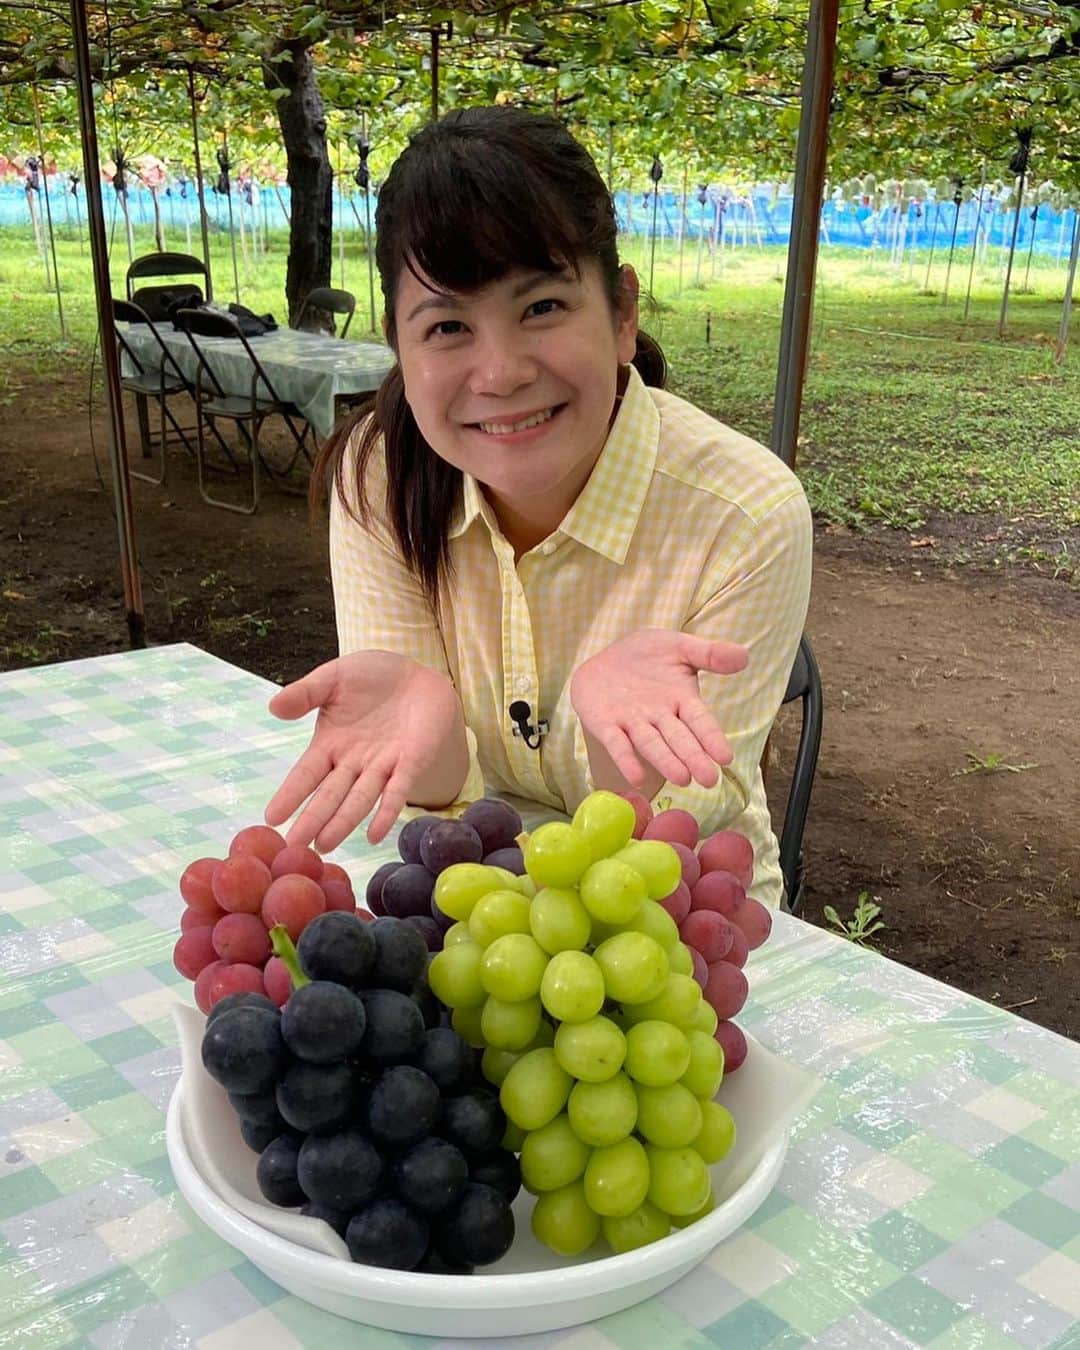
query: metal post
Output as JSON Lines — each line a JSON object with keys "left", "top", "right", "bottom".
{"left": 999, "top": 132, "right": 1032, "bottom": 338}
{"left": 430, "top": 28, "right": 440, "bottom": 121}
{"left": 1054, "top": 211, "right": 1080, "bottom": 364}
{"left": 942, "top": 181, "right": 963, "bottom": 304}
{"left": 770, "top": 0, "right": 840, "bottom": 468}
{"left": 187, "top": 67, "right": 214, "bottom": 300}
{"left": 963, "top": 164, "right": 987, "bottom": 321}
{"left": 31, "top": 85, "right": 65, "bottom": 336}
{"left": 69, "top": 0, "right": 145, "bottom": 648}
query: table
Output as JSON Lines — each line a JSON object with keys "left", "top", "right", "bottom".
{"left": 120, "top": 323, "right": 395, "bottom": 438}
{"left": 1, "top": 644, "right": 1078, "bottom": 1349}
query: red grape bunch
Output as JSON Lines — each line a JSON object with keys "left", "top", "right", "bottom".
{"left": 200, "top": 912, "right": 519, "bottom": 1273}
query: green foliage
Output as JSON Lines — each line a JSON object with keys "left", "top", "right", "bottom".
{"left": 824, "top": 894, "right": 886, "bottom": 945}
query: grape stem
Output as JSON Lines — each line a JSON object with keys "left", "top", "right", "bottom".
{"left": 269, "top": 925, "right": 310, "bottom": 990}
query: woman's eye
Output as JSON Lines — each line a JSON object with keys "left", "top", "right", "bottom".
{"left": 428, "top": 319, "right": 465, "bottom": 339}
{"left": 526, "top": 299, "right": 563, "bottom": 318}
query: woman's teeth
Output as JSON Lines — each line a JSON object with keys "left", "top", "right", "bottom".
{"left": 477, "top": 407, "right": 556, "bottom": 435}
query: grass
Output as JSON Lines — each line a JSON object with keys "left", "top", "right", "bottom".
{"left": 3, "top": 215, "right": 1080, "bottom": 553}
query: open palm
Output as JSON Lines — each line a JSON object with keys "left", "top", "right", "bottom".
{"left": 570, "top": 628, "right": 748, "bottom": 790}
{"left": 264, "top": 650, "right": 464, "bottom": 851}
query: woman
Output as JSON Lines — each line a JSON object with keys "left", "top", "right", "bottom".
{"left": 264, "top": 106, "right": 812, "bottom": 910}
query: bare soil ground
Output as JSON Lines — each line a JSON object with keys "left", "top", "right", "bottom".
{"left": 2, "top": 372, "right": 1076, "bottom": 1039}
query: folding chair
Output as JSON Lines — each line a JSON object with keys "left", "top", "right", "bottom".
{"left": 126, "top": 251, "right": 210, "bottom": 323}
{"left": 778, "top": 634, "right": 823, "bottom": 916}
{"left": 173, "top": 307, "right": 316, "bottom": 515}
{"left": 113, "top": 298, "right": 197, "bottom": 486}
{"left": 295, "top": 286, "right": 356, "bottom": 338}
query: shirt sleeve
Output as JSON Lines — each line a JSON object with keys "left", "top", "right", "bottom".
{"left": 328, "top": 433, "right": 486, "bottom": 818}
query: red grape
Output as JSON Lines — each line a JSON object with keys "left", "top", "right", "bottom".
{"left": 722, "top": 924, "right": 749, "bottom": 970}
{"left": 658, "top": 880, "right": 692, "bottom": 925}
{"left": 228, "top": 824, "right": 286, "bottom": 867}
{"left": 264, "top": 955, "right": 292, "bottom": 1006}
{"left": 208, "top": 962, "right": 265, "bottom": 1006}
{"left": 382, "top": 863, "right": 436, "bottom": 919}
{"left": 181, "top": 904, "right": 221, "bottom": 932}
{"left": 356, "top": 909, "right": 375, "bottom": 923}
{"left": 322, "top": 880, "right": 356, "bottom": 913}
{"left": 680, "top": 909, "right": 736, "bottom": 963}
{"left": 461, "top": 798, "right": 523, "bottom": 854}
{"left": 193, "top": 959, "right": 227, "bottom": 1014}
{"left": 180, "top": 858, "right": 221, "bottom": 915}
{"left": 689, "top": 946, "right": 708, "bottom": 988}
{"left": 616, "top": 790, "right": 652, "bottom": 838}
{"left": 212, "top": 912, "right": 272, "bottom": 965}
{"left": 482, "top": 847, "right": 525, "bottom": 875}
{"left": 697, "top": 831, "right": 754, "bottom": 888}
{"left": 690, "top": 869, "right": 745, "bottom": 919}
{"left": 211, "top": 855, "right": 272, "bottom": 915}
{"left": 261, "top": 874, "right": 326, "bottom": 939}
{"left": 715, "top": 1019, "right": 748, "bottom": 1072}
{"left": 270, "top": 845, "right": 325, "bottom": 882}
{"left": 704, "top": 961, "right": 749, "bottom": 1020}
{"left": 320, "top": 862, "right": 354, "bottom": 893}
{"left": 643, "top": 808, "right": 699, "bottom": 851}
{"left": 670, "top": 842, "right": 701, "bottom": 890}
{"left": 173, "top": 926, "right": 217, "bottom": 980}
{"left": 731, "top": 897, "right": 772, "bottom": 951}
{"left": 405, "top": 914, "right": 443, "bottom": 951}
{"left": 419, "top": 820, "right": 483, "bottom": 874}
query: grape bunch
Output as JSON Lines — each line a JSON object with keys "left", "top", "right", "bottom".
{"left": 621, "top": 798, "right": 772, "bottom": 1074}
{"left": 199, "top": 911, "right": 519, "bottom": 1273}
{"left": 426, "top": 789, "right": 737, "bottom": 1259}
{"left": 174, "top": 825, "right": 372, "bottom": 1014}
{"left": 366, "top": 799, "right": 530, "bottom": 954}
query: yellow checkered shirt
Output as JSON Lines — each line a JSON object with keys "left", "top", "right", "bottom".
{"left": 330, "top": 365, "right": 812, "bottom": 908}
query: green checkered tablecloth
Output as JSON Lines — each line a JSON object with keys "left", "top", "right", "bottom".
{"left": 1, "top": 644, "right": 1078, "bottom": 1349}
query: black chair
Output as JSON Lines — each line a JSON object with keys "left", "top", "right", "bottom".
{"left": 173, "top": 307, "right": 315, "bottom": 515}
{"left": 126, "top": 251, "right": 210, "bottom": 323}
{"left": 112, "top": 298, "right": 197, "bottom": 485}
{"left": 295, "top": 286, "right": 356, "bottom": 338}
{"left": 778, "top": 634, "right": 823, "bottom": 916}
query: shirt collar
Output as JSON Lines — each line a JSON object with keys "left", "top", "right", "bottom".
{"left": 448, "top": 364, "right": 660, "bottom": 563}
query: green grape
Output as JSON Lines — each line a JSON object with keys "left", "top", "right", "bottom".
{"left": 670, "top": 1189, "right": 716, "bottom": 1229}
{"left": 634, "top": 1082, "right": 703, "bottom": 1148}
{"left": 481, "top": 1045, "right": 522, "bottom": 1087}
{"left": 531, "top": 1180, "right": 600, "bottom": 1256}
{"left": 480, "top": 932, "right": 549, "bottom": 1001}
{"left": 645, "top": 1145, "right": 711, "bottom": 1216}
{"left": 529, "top": 886, "right": 592, "bottom": 954}
{"left": 692, "top": 1000, "right": 719, "bottom": 1036}
{"left": 567, "top": 1072, "right": 637, "bottom": 1147}
{"left": 593, "top": 932, "right": 669, "bottom": 1004}
{"left": 554, "top": 1015, "right": 626, "bottom": 1082}
{"left": 625, "top": 900, "right": 680, "bottom": 952}
{"left": 680, "top": 1030, "right": 725, "bottom": 1098}
{"left": 601, "top": 1201, "right": 671, "bottom": 1253}
{"left": 522, "top": 822, "right": 592, "bottom": 888}
{"left": 451, "top": 1004, "right": 486, "bottom": 1047}
{"left": 501, "top": 1119, "right": 527, "bottom": 1152}
{"left": 468, "top": 889, "right": 531, "bottom": 947}
{"left": 433, "top": 862, "right": 518, "bottom": 922}
{"left": 540, "top": 950, "right": 605, "bottom": 1023}
{"left": 624, "top": 1020, "right": 691, "bottom": 1086}
{"left": 668, "top": 943, "right": 694, "bottom": 976}
{"left": 583, "top": 1136, "right": 650, "bottom": 1217}
{"left": 443, "top": 921, "right": 474, "bottom": 947}
{"left": 481, "top": 994, "right": 543, "bottom": 1050}
{"left": 578, "top": 858, "right": 647, "bottom": 925}
{"left": 520, "top": 1113, "right": 590, "bottom": 1192}
{"left": 613, "top": 839, "right": 682, "bottom": 900}
{"left": 622, "top": 974, "right": 703, "bottom": 1030}
{"left": 529, "top": 1018, "right": 556, "bottom": 1048}
{"left": 571, "top": 789, "right": 637, "bottom": 859}
{"left": 693, "top": 1101, "right": 736, "bottom": 1164}
{"left": 428, "top": 943, "right": 485, "bottom": 1009}
{"left": 517, "top": 874, "right": 538, "bottom": 900}
{"left": 500, "top": 1047, "right": 573, "bottom": 1131}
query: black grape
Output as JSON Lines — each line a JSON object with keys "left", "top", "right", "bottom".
{"left": 397, "top": 814, "right": 443, "bottom": 865}
{"left": 256, "top": 1135, "right": 306, "bottom": 1207}
{"left": 382, "top": 864, "right": 436, "bottom": 921}
{"left": 410, "top": 1027, "right": 476, "bottom": 1096}
{"left": 297, "top": 912, "right": 375, "bottom": 988}
{"left": 419, "top": 820, "right": 483, "bottom": 875}
{"left": 394, "top": 1137, "right": 469, "bottom": 1216}
{"left": 365, "top": 860, "right": 401, "bottom": 917}
{"left": 206, "top": 991, "right": 276, "bottom": 1026}
{"left": 297, "top": 1129, "right": 385, "bottom": 1212}
{"left": 366, "top": 1066, "right": 440, "bottom": 1148}
{"left": 276, "top": 1059, "right": 362, "bottom": 1133}
{"left": 469, "top": 1149, "right": 522, "bottom": 1205}
{"left": 435, "top": 1182, "right": 514, "bottom": 1267}
{"left": 201, "top": 1006, "right": 284, "bottom": 1094}
{"left": 439, "top": 1090, "right": 505, "bottom": 1156}
{"left": 370, "top": 917, "right": 429, "bottom": 990}
{"left": 482, "top": 847, "right": 526, "bottom": 876}
{"left": 280, "top": 981, "right": 367, "bottom": 1063}
{"left": 406, "top": 915, "right": 443, "bottom": 952}
{"left": 301, "top": 1201, "right": 352, "bottom": 1239}
{"left": 360, "top": 989, "right": 426, "bottom": 1064}
{"left": 346, "top": 1198, "right": 429, "bottom": 1271}
{"left": 462, "top": 798, "right": 523, "bottom": 855}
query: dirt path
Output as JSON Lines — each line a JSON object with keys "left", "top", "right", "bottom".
{"left": 2, "top": 372, "right": 1077, "bottom": 1037}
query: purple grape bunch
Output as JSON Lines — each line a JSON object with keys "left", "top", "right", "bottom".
{"left": 366, "top": 798, "right": 526, "bottom": 953}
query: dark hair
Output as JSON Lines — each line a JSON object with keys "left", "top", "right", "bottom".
{"left": 312, "top": 105, "right": 667, "bottom": 611}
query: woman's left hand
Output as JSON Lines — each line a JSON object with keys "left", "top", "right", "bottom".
{"left": 569, "top": 628, "right": 748, "bottom": 791}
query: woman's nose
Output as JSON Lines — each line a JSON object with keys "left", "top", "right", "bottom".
{"left": 469, "top": 333, "right": 538, "bottom": 397}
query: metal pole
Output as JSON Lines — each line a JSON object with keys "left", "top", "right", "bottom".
{"left": 677, "top": 164, "right": 688, "bottom": 296}
{"left": 770, "top": 0, "right": 840, "bottom": 468}
{"left": 1054, "top": 211, "right": 1080, "bottom": 364}
{"left": 364, "top": 187, "right": 376, "bottom": 333}
{"left": 942, "top": 186, "right": 963, "bottom": 304}
{"left": 999, "top": 155, "right": 1029, "bottom": 338}
{"left": 963, "top": 164, "right": 987, "bottom": 322}
{"left": 220, "top": 131, "right": 241, "bottom": 304}
{"left": 430, "top": 28, "right": 440, "bottom": 121}
{"left": 922, "top": 200, "right": 941, "bottom": 292}
{"left": 69, "top": 0, "right": 145, "bottom": 649}
{"left": 31, "top": 85, "right": 66, "bottom": 336}
{"left": 1022, "top": 202, "right": 1039, "bottom": 292}
{"left": 187, "top": 67, "right": 214, "bottom": 299}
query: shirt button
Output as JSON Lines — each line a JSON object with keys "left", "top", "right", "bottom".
{"left": 541, "top": 540, "right": 558, "bottom": 555}
{"left": 515, "top": 675, "right": 532, "bottom": 694}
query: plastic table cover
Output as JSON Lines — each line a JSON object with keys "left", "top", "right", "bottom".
{"left": 0, "top": 643, "right": 1078, "bottom": 1350}
{"left": 118, "top": 324, "right": 395, "bottom": 437}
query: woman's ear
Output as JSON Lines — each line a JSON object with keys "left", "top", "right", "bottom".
{"left": 615, "top": 264, "right": 640, "bottom": 365}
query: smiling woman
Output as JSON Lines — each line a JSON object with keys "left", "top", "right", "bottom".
{"left": 264, "top": 107, "right": 811, "bottom": 912}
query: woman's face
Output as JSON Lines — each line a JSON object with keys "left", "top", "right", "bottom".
{"left": 392, "top": 258, "right": 639, "bottom": 539}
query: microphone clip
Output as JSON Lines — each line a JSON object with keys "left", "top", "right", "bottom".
{"left": 508, "top": 700, "right": 548, "bottom": 751}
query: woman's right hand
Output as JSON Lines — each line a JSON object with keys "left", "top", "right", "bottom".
{"left": 264, "top": 650, "right": 467, "bottom": 851}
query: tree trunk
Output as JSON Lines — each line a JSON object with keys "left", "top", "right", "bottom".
{"left": 264, "top": 41, "right": 332, "bottom": 327}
